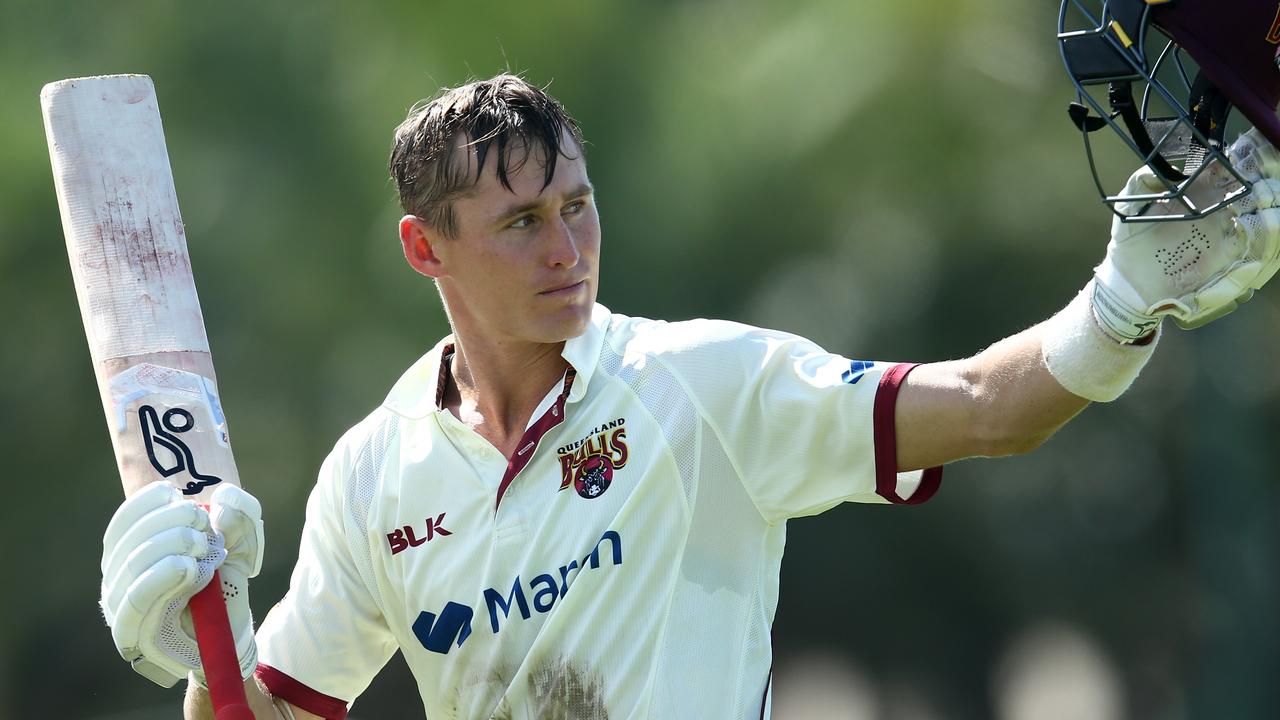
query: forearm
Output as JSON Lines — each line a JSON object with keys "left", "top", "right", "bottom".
{"left": 184, "top": 676, "right": 288, "bottom": 720}
{"left": 894, "top": 322, "right": 1090, "bottom": 471}
{"left": 895, "top": 278, "right": 1170, "bottom": 471}
{"left": 961, "top": 321, "right": 1091, "bottom": 453}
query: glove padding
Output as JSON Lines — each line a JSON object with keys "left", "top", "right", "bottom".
{"left": 100, "top": 481, "right": 263, "bottom": 688}
{"left": 1094, "top": 128, "right": 1280, "bottom": 340}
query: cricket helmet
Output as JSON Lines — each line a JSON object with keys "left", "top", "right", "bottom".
{"left": 1059, "top": 0, "right": 1280, "bottom": 221}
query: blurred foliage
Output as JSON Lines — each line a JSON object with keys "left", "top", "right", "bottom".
{"left": 1, "top": 1, "right": 1277, "bottom": 718}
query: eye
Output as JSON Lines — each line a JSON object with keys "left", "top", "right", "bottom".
{"left": 508, "top": 215, "right": 535, "bottom": 229}
{"left": 563, "top": 200, "right": 586, "bottom": 215}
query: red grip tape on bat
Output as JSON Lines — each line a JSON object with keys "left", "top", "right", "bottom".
{"left": 188, "top": 569, "right": 255, "bottom": 719}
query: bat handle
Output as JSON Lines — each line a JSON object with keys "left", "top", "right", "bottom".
{"left": 188, "top": 570, "right": 255, "bottom": 720}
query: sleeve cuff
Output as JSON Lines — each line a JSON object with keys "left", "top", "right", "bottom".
{"left": 873, "top": 363, "right": 944, "bottom": 505}
{"left": 255, "top": 664, "right": 349, "bottom": 720}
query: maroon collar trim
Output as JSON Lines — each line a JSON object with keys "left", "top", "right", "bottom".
{"left": 435, "top": 348, "right": 577, "bottom": 510}
{"left": 434, "top": 343, "right": 455, "bottom": 410}
{"left": 494, "top": 367, "right": 576, "bottom": 510}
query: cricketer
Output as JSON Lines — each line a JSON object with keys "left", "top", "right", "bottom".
{"left": 97, "top": 1, "right": 1280, "bottom": 717}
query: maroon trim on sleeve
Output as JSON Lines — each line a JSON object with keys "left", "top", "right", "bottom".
{"left": 873, "top": 363, "right": 944, "bottom": 505}
{"left": 255, "top": 663, "right": 349, "bottom": 720}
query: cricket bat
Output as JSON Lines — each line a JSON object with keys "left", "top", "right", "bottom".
{"left": 42, "top": 74, "right": 254, "bottom": 719}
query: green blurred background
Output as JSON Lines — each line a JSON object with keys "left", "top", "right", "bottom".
{"left": 1, "top": 1, "right": 1276, "bottom": 718}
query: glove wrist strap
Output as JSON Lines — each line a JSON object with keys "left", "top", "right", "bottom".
{"left": 1091, "top": 276, "right": 1160, "bottom": 343}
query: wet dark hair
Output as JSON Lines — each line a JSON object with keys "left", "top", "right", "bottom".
{"left": 389, "top": 73, "right": 585, "bottom": 238}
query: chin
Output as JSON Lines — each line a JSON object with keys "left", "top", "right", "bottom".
{"left": 527, "top": 303, "right": 593, "bottom": 343}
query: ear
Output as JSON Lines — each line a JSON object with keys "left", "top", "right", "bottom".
{"left": 400, "top": 215, "right": 446, "bottom": 278}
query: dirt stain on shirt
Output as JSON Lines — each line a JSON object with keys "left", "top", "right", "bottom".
{"left": 485, "top": 658, "right": 609, "bottom": 720}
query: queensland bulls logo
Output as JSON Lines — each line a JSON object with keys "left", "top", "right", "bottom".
{"left": 575, "top": 455, "right": 613, "bottom": 498}
{"left": 557, "top": 418, "right": 628, "bottom": 500}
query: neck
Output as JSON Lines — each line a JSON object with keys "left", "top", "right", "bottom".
{"left": 446, "top": 330, "right": 568, "bottom": 440}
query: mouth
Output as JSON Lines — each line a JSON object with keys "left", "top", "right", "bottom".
{"left": 539, "top": 279, "right": 588, "bottom": 296}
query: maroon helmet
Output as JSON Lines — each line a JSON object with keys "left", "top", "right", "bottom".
{"left": 1059, "top": 0, "right": 1280, "bottom": 221}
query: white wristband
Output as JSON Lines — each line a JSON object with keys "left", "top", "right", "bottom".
{"left": 1041, "top": 281, "right": 1159, "bottom": 402}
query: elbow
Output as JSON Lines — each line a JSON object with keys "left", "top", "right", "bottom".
{"left": 972, "top": 414, "right": 1056, "bottom": 458}
{"left": 985, "top": 428, "right": 1055, "bottom": 458}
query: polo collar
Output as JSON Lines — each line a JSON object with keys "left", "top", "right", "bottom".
{"left": 561, "top": 302, "right": 609, "bottom": 404}
{"left": 383, "top": 303, "right": 611, "bottom": 419}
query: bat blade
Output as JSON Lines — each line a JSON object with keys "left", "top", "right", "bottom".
{"left": 42, "top": 74, "right": 253, "bottom": 719}
{"left": 42, "top": 74, "right": 239, "bottom": 502}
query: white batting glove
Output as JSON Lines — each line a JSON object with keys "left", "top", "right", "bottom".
{"left": 1093, "top": 129, "right": 1280, "bottom": 341}
{"left": 100, "top": 481, "right": 263, "bottom": 688}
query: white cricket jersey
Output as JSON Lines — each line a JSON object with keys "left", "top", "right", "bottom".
{"left": 255, "top": 304, "right": 942, "bottom": 719}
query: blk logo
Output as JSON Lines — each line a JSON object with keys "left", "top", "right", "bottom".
{"left": 387, "top": 513, "right": 453, "bottom": 555}
{"left": 139, "top": 405, "right": 223, "bottom": 495}
{"left": 842, "top": 360, "right": 875, "bottom": 385}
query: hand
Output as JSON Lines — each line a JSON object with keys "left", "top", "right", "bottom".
{"left": 1092, "top": 128, "right": 1280, "bottom": 341}
{"left": 100, "top": 481, "right": 263, "bottom": 688}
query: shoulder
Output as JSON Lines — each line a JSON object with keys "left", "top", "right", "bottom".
{"left": 316, "top": 405, "right": 399, "bottom": 496}
{"left": 605, "top": 312, "right": 797, "bottom": 356}
{"left": 603, "top": 312, "right": 819, "bottom": 375}
{"left": 328, "top": 405, "right": 399, "bottom": 468}
{"left": 319, "top": 338, "right": 453, "bottom": 495}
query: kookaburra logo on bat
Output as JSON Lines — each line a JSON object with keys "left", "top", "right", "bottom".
{"left": 139, "top": 404, "right": 223, "bottom": 495}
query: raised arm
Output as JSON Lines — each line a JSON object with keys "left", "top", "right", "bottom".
{"left": 892, "top": 129, "right": 1280, "bottom": 473}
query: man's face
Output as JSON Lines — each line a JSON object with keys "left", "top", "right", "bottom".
{"left": 433, "top": 136, "right": 600, "bottom": 345}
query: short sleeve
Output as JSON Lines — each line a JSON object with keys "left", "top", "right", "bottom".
{"left": 255, "top": 433, "right": 398, "bottom": 719}
{"left": 648, "top": 319, "right": 943, "bottom": 523}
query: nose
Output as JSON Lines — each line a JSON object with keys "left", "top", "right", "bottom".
{"left": 545, "top": 216, "right": 581, "bottom": 268}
